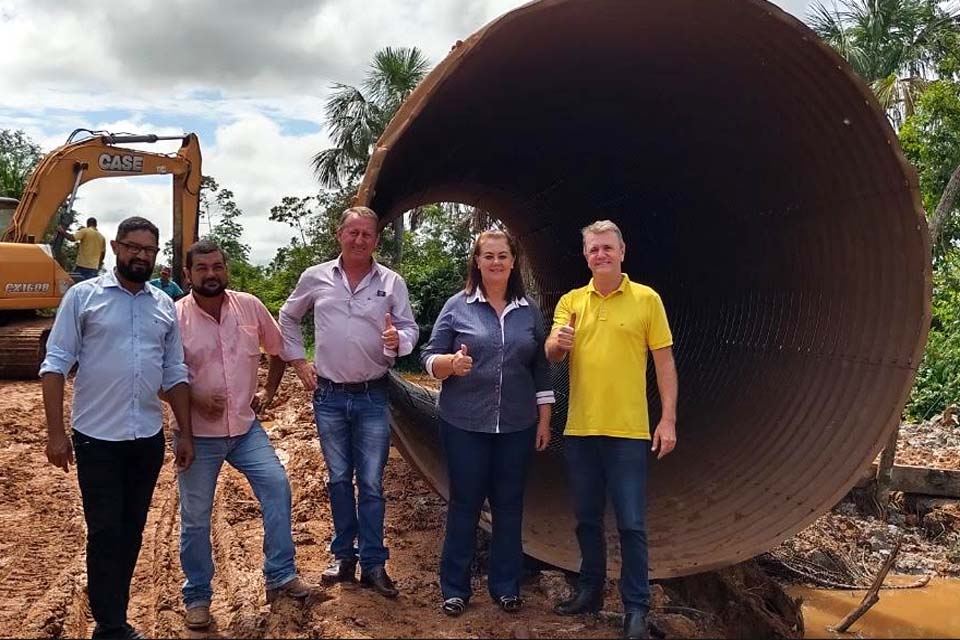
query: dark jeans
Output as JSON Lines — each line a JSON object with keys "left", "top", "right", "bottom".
{"left": 73, "top": 429, "right": 165, "bottom": 636}
{"left": 439, "top": 420, "right": 535, "bottom": 601}
{"left": 312, "top": 383, "right": 391, "bottom": 570}
{"left": 73, "top": 266, "right": 99, "bottom": 282}
{"left": 564, "top": 435, "right": 650, "bottom": 614}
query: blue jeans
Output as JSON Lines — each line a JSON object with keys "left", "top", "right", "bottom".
{"left": 176, "top": 421, "right": 296, "bottom": 608}
{"left": 312, "top": 384, "right": 391, "bottom": 570}
{"left": 439, "top": 420, "right": 535, "bottom": 601}
{"left": 564, "top": 435, "right": 650, "bottom": 614}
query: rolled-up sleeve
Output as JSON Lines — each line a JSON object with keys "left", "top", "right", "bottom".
{"left": 420, "top": 295, "right": 458, "bottom": 379}
{"left": 161, "top": 309, "right": 189, "bottom": 391}
{"left": 388, "top": 276, "right": 419, "bottom": 358}
{"left": 255, "top": 298, "right": 285, "bottom": 357}
{"left": 530, "top": 301, "right": 555, "bottom": 405}
{"left": 278, "top": 270, "right": 315, "bottom": 362}
{"left": 38, "top": 286, "right": 82, "bottom": 377}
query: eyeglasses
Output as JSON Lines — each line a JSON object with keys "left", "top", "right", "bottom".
{"left": 117, "top": 241, "right": 160, "bottom": 257}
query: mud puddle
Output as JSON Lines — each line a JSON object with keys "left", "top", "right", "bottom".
{"left": 791, "top": 578, "right": 960, "bottom": 638}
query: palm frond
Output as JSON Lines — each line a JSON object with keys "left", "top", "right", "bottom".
{"left": 311, "top": 147, "right": 361, "bottom": 190}
{"left": 312, "top": 47, "right": 433, "bottom": 192}
{"left": 364, "top": 46, "right": 430, "bottom": 109}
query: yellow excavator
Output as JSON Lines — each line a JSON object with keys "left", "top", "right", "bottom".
{"left": 0, "top": 131, "right": 202, "bottom": 378}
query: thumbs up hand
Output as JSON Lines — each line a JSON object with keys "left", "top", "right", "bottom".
{"left": 557, "top": 312, "right": 577, "bottom": 353}
{"left": 450, "top": 343, "right": 473, "bottom": 376}
{"left": 382, "top": 312, "right": 400, "bottom": 351}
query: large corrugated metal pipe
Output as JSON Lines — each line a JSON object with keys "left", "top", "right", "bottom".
{"left": 359, "top": 0, "right": 932, "bottom": 578}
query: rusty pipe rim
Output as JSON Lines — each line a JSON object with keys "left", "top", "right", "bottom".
{"left": 365, "top": 0, "right": 932, "bottom": 578}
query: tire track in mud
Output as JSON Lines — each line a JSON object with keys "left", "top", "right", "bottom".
{"left": 211, "top": 448, "right": 321, "bottom": 639}
{"left": 0, "top": 382, "right": 90, "bottom": 639}
{"left": 135, "top": 456, "right": 182, "bottom": 638}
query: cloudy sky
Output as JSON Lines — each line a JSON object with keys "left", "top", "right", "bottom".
{"left": 1, "top": 0, "right": 814, "bottom": 267}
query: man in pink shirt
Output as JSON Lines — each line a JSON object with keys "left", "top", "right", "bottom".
{"left": 174, "top": 239, "right": 311, "bottom": 630}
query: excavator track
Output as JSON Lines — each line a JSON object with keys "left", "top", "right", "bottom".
{"left": 0, "top": 318, "right": 51, "bottom": 379}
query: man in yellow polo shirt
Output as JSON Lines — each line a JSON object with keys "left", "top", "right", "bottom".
{"left": 546, "top": 219, "right": 678, "bottom": 640}
{"left": 59, "top": 217, "right": 106, "bottom": 282}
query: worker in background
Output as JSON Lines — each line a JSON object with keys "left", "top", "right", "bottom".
{"left": 545, "top": 219, "right": 679, "bottom": 640}
{"left": 150, "top": 266, "right": 185, "bottom": 300}
{"left": 173, "top": 239, "right": 311, "bottom": 630}
{"left": 279, "top": 206, "right": 419, "bottom": 599}
{"left": 58, "top": 217, "right": 106, "bottom": 282}
{"left": 40, "top": 216, "right": 194, "bottom": 640}
{"left": 420, "top": 229, "right": 554, "bottom": 618}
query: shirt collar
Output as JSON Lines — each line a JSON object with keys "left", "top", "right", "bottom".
{"left": 334, "top": 254, "right": 382, "bottom": 278}
{"left": 587, "top": 273, "right": 631, "bottom": 296}
{"left": 185, "top": 289, "right": 234, "bottom": 320}
{"left": 465, "top": 288, "right": 529, "bottom": 307}
{"left": 101, "top": 269, "right": 121, "bottom": 288}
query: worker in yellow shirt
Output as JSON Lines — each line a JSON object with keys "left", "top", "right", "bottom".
{"left": 59, "top": 217, "right": 106, "bottom": 282}
{"left": 545, "top": 219, "right": 679, "bottom": 640}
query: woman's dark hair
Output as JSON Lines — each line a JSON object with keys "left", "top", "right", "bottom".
{"left": 465, "top": 229, "right": 527, "bottom": 301}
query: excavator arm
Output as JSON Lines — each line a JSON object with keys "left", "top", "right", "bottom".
{"left": 2, "top": 132, "right": 203, "bottom": 284}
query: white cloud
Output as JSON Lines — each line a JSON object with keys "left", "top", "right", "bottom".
{"left": 202, "top": 115, "right": 330, "bottom": 264}
{"left": 3, "top": 0, "right": 815, "bottom": 266}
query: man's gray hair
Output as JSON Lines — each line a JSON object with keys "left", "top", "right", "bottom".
{"left": 338, "top": 206, "right": 379, "bottom": 231}
{"left": 581, "top": 219, "right": 624, "bottom": 247}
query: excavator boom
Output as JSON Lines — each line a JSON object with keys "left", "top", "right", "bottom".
{"left": 0, "top": 131, "right": 202, "bottom": 378}
{"left": 2, "top": 132, "right": 202, "bottom": 282}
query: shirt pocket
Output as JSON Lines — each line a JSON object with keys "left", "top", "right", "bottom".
{"left": 238, "top": 325, "right": 262, "bottom": 357}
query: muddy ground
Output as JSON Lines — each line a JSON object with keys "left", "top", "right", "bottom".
{"left": 5, "top": 373, "right": 956, "bottom": 638}
{"left": 2, "top": 372, "right": 639, "bottom": 639}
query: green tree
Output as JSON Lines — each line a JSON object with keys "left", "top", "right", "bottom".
{"left": 312, "top": 47, "right": 431, "bottom": 262}
{"left": 900, "top": 79, "right": 960, "bottom": 251}
{"left": 906, "top": 250, "right": 960, "bottom": 420}
{"left": 808, "top": 0, "right": 959, "bottom": 124}
{"left": 0, "top": 129, "right": 42, "bottom": 200}
{"left": 269, "top": 195, "right": 315, "bottom": 245}
{"left": 394, "top": 203, "right": 473, "bottom": 369}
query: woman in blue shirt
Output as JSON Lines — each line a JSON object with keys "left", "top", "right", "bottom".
{"left": 421, "top": 229, "right": 555, "bottom": 617}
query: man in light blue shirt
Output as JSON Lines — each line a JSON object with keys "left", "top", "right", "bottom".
{"left": 40, "top": 216, "right": 194, "bottom": 640}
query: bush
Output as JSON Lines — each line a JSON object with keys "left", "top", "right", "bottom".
{"left": 906, "top": 252, "right": 960, "bottom": 421}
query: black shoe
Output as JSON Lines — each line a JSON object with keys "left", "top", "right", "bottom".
{"left": 124, "top": 625, "right": 146, "bottom": 640}
{"left": 623, "top": 612, "right": 649, "bottom": 639}
{"left": 554, "top": 587, "right": 604, "bottom": 615}
{"left": 321, "top": 557, "right": 358, "bottom": 585}
{"left": 360, "top": 565, "right": 399, "bottom": 598}
{"left": 92, "top": 624, "right": 143, "bottom": 639}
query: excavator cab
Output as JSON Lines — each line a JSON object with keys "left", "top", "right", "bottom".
{"left": 0, "top": 131, "right": 202, "bottom": 378}
{"left": 0, "top": 197, "right": 16, "bottom": 236}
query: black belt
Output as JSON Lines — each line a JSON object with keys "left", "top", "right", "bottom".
{"left": 318, "top": 375, "right": 388, "bottom": 394}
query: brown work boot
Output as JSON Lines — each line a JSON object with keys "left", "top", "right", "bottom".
{"left": 184, "top": 605, "right": 211, "bottom": 630}
{"left": 321, "top": 557, "right": 358, "bottom": 585}
{"left": 266, "top": 576, "right": 313, "bottom": 603}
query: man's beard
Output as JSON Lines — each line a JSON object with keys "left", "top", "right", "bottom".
{"left": 192, "top": 277, "right": 227, "bottom": 297}
{"left": 116, "top": 258, "right": 153, "bottom": 283}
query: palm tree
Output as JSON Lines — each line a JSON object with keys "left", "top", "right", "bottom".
{"left": 313, "top": 47, "right": 431, "bottom": 262}
{"left": 808, "top": 0, "right": 960, "bottom": 125}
